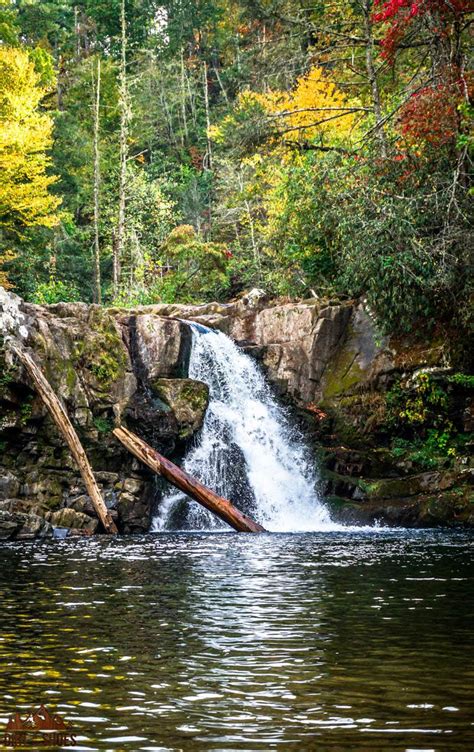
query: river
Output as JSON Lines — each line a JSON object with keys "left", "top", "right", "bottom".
{"left": 0, "top": 529, "right": 472, "bottom": 750}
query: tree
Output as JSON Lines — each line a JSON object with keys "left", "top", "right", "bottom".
{"left": 114, "top": 0, "right": 129, "bottom": 296}
{"left": 92, "top": 55, "right": 102, "bottom": 303}
{"left": 0, "top": 46, "right": 60, "bottom": 287}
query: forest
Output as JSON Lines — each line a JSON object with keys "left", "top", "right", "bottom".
{"left": 0, "top": 0, "right": 472, "bottom": 337}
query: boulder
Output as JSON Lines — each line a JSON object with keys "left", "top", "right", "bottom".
{"left": 48, "top": 507, "right": 99, "bottom": 533}
{"left": 133, "top": 315, "right": 191, "bottom": 380}
{"left": 0, "top": 509, "right": 53, "bottom": 540}
{"left": 0, "top": 471, "right": 20, "bottom": 499}
{"left": 150, "top": 378, "right": 209, "bottom": 439}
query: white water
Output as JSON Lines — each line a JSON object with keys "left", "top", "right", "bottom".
{"left": 152, "top": 324, "right": 336, "bottom": 532}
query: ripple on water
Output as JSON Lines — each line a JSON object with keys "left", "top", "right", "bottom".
{"left": 0, "top": 529, "right": 472, "bottom": 750}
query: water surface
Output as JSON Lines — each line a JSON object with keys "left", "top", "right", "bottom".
{"left": 0, "top": 530, "right": 472, "bottom": 750}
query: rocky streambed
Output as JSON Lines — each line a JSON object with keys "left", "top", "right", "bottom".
{"left": 0, "top": 288, "right": 472, "bottom": 539}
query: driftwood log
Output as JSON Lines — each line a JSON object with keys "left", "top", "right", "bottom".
{"left": 113, "top": 425, "right": 266, "bottom": 533}
{"left": 11, "top": 345, "right": 118, "bottom": 534}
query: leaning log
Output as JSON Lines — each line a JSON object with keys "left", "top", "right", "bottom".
{"left": 11, "top": 345, "right": 118, "bottom": 534}
{"left": 113, "top": 425, "right": 266, "bottom": 533}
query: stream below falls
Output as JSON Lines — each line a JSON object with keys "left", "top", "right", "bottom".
{"left": 0, "top": 530, "right": 472, "bottom": 751}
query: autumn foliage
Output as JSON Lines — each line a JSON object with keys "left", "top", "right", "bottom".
{"left": 0, "top": 48, "right": 60, "bottom": 234}
{"left": 373, "top": 0, "right": 470, "bottom": 59}
{"left": 246, "top": 66, "right": 358, "bottom": 143}
{"left": 399, "top": 72, "right": 471, "bottom": 147}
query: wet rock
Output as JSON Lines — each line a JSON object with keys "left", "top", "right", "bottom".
{"left": 0, "top": 471, "right": 20, "bottom": 499}
{"left": 122, "top": 477, "right": 144, "bottom": 495}
{"left": 358, "top": 471, "right": 456, "bottom": 500}
{"left": 49, "top": 507, "right": 99, "bottom": 533}
{"left": 0, "top": 510, "right": 21, "bottom": 539}
{"left": 0, "top": 509, "right": 53, "bottom": 540}
{"left": 328, "top": 484, "right": 474, "bottom": 528}
{"left": 116, "top": 490, "right": 151, "bottom": 534}
{"left": 66, "top": 494, "right": 97, "bottom": 517}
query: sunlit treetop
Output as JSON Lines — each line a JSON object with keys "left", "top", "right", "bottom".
{"left": 0, "top": 46, "right": 61, "bottom": 236}
{"left": 211, "top": 66, "right": 361, "bottom": 149}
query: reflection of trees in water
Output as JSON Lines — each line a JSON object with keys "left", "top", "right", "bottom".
{"left": 1, "top": 536, "right": 472, "bottom": 748}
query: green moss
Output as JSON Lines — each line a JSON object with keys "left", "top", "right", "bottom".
{"left": 0, "top": 346, "right": 17, "bottom": 399}
{"left": 72, "top": 310, "right": 127, "bottom": 390}
{"left": 19, "top": 397, "right": 33, "bottom": 426}
{"left": 65, "top": 363, "right": 77, "bottom": 391}
{"left": 181, "top": 383, "right": 209, "bottom": 412}
{"left": 321, "top": 333, "right": 364, "bottom": 401}
{"left": 448, "top": 373, "right": 474, "bottom": 389}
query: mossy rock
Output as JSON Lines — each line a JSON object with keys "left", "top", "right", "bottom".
{"left": 72, "top": 309, "right": 128, "bottom": 393}
{"left": 150, "top": 378, "right": 209, "bottom": 439}
{"left": 49, "top": 507, "right": 98, "bottom": 533}
{"left": 321, "top": 333, "right": 365, "bottom": 401}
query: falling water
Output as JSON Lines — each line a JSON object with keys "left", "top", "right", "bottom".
{"left": 152, "top": 323, "right": 334, "bottom": 532}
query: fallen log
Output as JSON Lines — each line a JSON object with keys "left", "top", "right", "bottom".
{"left": 113, "top": 425, "right": 266, "bottom": 533}
{"left": 11, "top": 345, "right": 118, "bottom": 534}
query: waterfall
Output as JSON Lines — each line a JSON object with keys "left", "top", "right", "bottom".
{"left": 152, "top": 323, "right": 334, "bottom": 532}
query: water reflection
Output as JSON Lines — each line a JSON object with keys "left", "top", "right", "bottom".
{"left": 0, "top": 530, "right": 472, "bottom": 750}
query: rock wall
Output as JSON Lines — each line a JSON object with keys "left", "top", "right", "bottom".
{"left": 0, "top": 291, "right": 207, "bottom": 540}
{"left": 126, "top": 294, "right": 472, "bottom": 527}
{"left": 1, "top": 289, "right": 472, "bottom": 536}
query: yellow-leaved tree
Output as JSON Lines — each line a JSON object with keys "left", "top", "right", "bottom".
{"left": 0, "top": 46, "right": 60, "bottom": 286}
{"left": 210, "top": 65, "right": 361, "bottom": 153}
{"left": 251, "top": 65, "right": 360, "bottom": 144}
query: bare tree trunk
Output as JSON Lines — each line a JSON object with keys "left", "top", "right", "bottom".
{"left": 180, "top": 48, "right": 189, "bottom": 145}
{"left": 115, "top": 0, "right": 129, "bottom": 297}
{"left": 211, "top": 48, "right": 229, "bottom": 104}
{"left": 160, "top": 85, "right": 177, "bottom": 147}
{"left": 362, "top": 0, "right": 387, "bottom": 157}
{"left": 74, "top": 5, "right": 80, "bottom": 60}
{"left": 113, "top": 426, "right": 266, "bottom": 533}
{"left": 12, "top": 346, "right": 118, "bottom": 534}
{"left": 92, "top": 56, "right": 102, "bottom": 305}
{"left": 203, "top": 61, "right": 213, "bottom": 171}
{"left": 238, "top": 169, "right": 260, "bottom": 268}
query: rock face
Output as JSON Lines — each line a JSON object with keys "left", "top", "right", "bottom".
{"left": 113, "top": 297, "right": 390, "bottom": 409}
{"left": 0, "top": 291, "right": 208, "bottom": 540}
{"left": 127, "top": 295, "right": 472, "bottom": 528}
{"left": 1, "top": 289, "right": 472, "bottom": 536}
{"left": 150, "top": 379, "right": 209, "bottom": 439}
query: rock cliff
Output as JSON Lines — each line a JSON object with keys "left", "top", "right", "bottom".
{"left": 1, "top": 288, "right": 472, "bottom": 537}
{"left": 0, "top": 290, "right": 206, "bottom": 539}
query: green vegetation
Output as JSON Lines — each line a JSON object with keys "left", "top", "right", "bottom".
{"left": 19, "top": 397, "right": 33, "bottom": 427}
{"left": 72, "top": 310, "right": 126, "bottom": 389}
{"left": 0, "top": 0, "right": 471, "bottom": 339}
{"left": 386, "top": 372, "right": 473, "bottom": 468}
{"left": 93, "top": 415, "right": 113, "bottom": 433}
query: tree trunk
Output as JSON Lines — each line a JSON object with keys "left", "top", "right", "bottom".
{"left": 363, "top": 0, "right": 388, "bottom": 158}
{"left": 11, "top": 346, "right": 118, "bottom": 535}
{"left": 115, "top": 0, "right": 129, "bottom": 297}
{"left": 180, "top": 48, "right": 189, "bottom": 145}
{"left": 202, "top": 61, "right": 213, "bottom": 171}
{"left": 92, "top": 55, "right": 102, "bottom": 305}
{"left": 113, "top": 426, "right": 266, "bottom": 533}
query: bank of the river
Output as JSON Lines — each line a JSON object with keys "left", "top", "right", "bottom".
{"left": 0, "top": 287, "right": 472, "bottom": 538}
{"left": 0, "top": 530, "right": 472, "bottom": 750}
